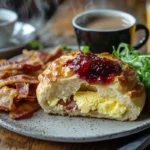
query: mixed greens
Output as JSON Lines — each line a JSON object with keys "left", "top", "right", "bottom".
{"left": 113, "top": 43, "right": 150, "bottom": 89}
{"left": 113, "top": 43, "right": 150, "bottom": 111}
{"left": 80, "top": 46, "right": 91, "bottom": 53}
{"left": 59, "top": 44, "right": 72, "bottom": 51}
{"left": 59, "top": 45, "right": 91, "bottom": 53}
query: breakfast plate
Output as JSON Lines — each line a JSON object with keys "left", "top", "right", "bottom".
{"left": 0, "top": 47, "right": 150, "bottom": 142}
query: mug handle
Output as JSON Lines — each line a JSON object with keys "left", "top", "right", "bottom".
{"left": 133, "top": 24, "right": 149, "bottom": 49}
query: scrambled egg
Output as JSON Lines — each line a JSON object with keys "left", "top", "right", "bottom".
{"left": 48, "top": 97, "right": 59, "bottom": 107}
{"left": 48, "top": 97, "right": 64, "bottom": 111}
{"left": 47, "top": 91, "right": 127, "bottom": 119}
{"left": 74, "top": 91, "right": 127, "bottom": 119}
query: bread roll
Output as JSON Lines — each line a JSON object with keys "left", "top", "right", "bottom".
{"left": 37, "top": 51, "right": 145, "bottom": 121}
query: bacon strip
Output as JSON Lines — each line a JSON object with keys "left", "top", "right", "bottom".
{"left": 0, "top": 61, "right": 16, "bottom": 71}
{"left": 0, "top": 70, "right": 25, "bottom": 79}
{"left": 0, "top": 74, "right": 38, "bottom": 88}
{"left": 23, "top": 47, "right": 62, "bottom": 64}
{"left": 0, "top": 61, "right": 42, "bottom": 72}
{"left": 25, "top": 84, "right": 37, "bottom": 102}
{"left": 38, "top": 50, "right": 61, "bottom": 63}
{"left": 58, "top": 97, "right": 78, "bottom": 111}
{"left": 25, "top": 96, "right": 36, "bottom": 102}
{"left": 46, "top": 47, "right": 63, "bottom": 62}
{"left": 0, "top": 59, "right": 7, "bottom": 64}
{"left": 20, "top": 64, "right": 41, "bottom": 70}
{"left": 0, "top": 86, "right": 17, "bottom": 111}
{"left": 0, "top": 72, "right": 9, "bottom": 79}
{"left": 9, "top": 101, "right": 40, "bottom": 119}
{"left": 0, "top": 48, "right": 65, "bottom": 120}
{"left": 16, "top": 83, "right": 29, "bottom": 99}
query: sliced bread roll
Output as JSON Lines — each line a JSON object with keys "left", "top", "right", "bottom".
{"left": 37, "top": 51, "right": 145, "bottom": 121}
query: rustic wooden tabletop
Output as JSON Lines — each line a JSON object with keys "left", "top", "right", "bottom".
{"left": 0, "top": 126, "right": 150, "bottom": 150}
{"left": 1, "top": 0, "right": 150, "bottom": 150}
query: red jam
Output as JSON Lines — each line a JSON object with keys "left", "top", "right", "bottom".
{"left": 64, "top": 52, "right": 122, "bottom": 84}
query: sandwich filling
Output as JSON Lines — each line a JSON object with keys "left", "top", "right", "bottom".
{"left": 37, "top": 51, "right": 145, "bottom": 121}
{"left": 47, "top": 91, "right": 127, "bottom": 119}
{"left": 46, "top": 52, "right": 126, "bottom": 119}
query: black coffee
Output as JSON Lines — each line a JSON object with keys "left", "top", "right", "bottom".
{"left": 81, "top": 15, "right": 130, "bottom": 30}
{"left": 0, "top": 19, "right": 9, "bottom": 25}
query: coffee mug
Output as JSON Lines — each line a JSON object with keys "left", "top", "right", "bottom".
{"left": 0, "top": 9, "right": 18, "bottom": 48}
{"left": 72, "top": 9, "right": 149, "bottom": 53}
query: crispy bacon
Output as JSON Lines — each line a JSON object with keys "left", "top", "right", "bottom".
{"left": 23, "top": 47, "right": 62, "bottom": 64}
{"left": 0, "top": 72, "right": 9, "bottom": 79}
{"left": 0, "top": 59, "right": 7, "bottom": 64}
{"left": 38, "top": 51, "right": 52, "bottom": 63}
{"left": 20, "top": 64, "right": 41, "bottom": 70}
{"left": 25, "top": 96, "right": 36, "bottom": 102}
{"left": 0, "top": 70, "right": 25, "bottom": 79}
{"left": 0, "top": 47, "right": 66, "bottom": 119}
{"left": 38, "top": 49, "right": 62, "bottom": 63}
{"left": 0, "top": 61, "right": 42, "bottom": 72}
{"left": 23, "top": 50, "right": 46, "bottom": 65}
{"left": 0, "top": 61, "right": 16, "bottom": 71}
{"left": 58, "top": 97, "right": 78, "bottom": 111}
{"left": 65, "top": 101, "right": 77, "bottom": 110}
{"left": 16, "top": 83, "right": 29, "bottom": 99}
{"left": 16, "top": 83, "right": 37, "bottom": 101}
{"left": 25, "top": 84, "right": 37, "bottom": 102}
{"left": 0, "top": 74, "right": 38, "bottom": 88}
{"left": 28, "top": 84, "right": 37, "bottom": 96}
{"left": 9, "top": 101, "right": 40, "bottom": 120}
{"left": 0, "top": 86, "right": 17, "bottom": 111}
{"left": 46, "top": 47, "right": 63, "bottom": 62}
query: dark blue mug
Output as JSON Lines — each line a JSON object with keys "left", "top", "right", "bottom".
{"left": 72, "top": 10, "right": 149, "bottom": 53}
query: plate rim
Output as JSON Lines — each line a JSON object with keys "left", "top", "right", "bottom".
{"left": 0, "top": 112, "right": 150, "bottom": 142}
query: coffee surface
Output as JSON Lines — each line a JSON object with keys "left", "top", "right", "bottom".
{"left": 81, "top": 15, "right": 130, "bottom": 30}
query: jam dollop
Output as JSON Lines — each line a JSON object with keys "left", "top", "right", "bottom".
{"left": 65, "top": 52, "right": 122, "bottom": 84}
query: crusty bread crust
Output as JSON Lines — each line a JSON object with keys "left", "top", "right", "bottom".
{"left": 37, "top": 51, "right": 146, "bottom": 121}
{"left": 38, "top": 51, "right": 137, "bottom": 92}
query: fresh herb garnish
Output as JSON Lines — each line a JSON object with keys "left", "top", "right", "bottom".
{"left": 59, "top": 45, "right": 91, "bottom": 53}
{"left": 113, "top": 43, "right": 150, "bottom": 88}
{"left": 81, "top": 46, "right": 91, "bottom": 53}
{"left": 29, "top": 40, "right": 44, "bottom": 50}
{"left": 59, "top": 44, "right": 72, "bottom": 51}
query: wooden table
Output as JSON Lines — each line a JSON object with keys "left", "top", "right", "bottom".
{"left": 0, "top": 126, "right": 150, "bottom": 150}
{"left": 1, "top": 0, "right": 150, "bottom": 149}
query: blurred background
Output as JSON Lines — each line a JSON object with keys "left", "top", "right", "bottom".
{"left": 0, "top": 0, "right": 148, "bottom": 51}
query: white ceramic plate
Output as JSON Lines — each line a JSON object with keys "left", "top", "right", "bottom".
{"left": 0, "top": 47, "right": 150, "bottom": 142}
{"left": 0, "top": 110, "right": 150, "bottom": 142}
